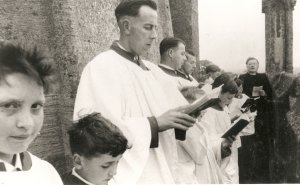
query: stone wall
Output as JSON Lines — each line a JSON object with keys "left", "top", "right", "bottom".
{"left": 169, "top": 0, "right": 199, "bottom": 57}
{"left": 0, "top": 0, "right": 196, "bottom": 174}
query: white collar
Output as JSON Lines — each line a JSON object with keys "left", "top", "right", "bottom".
{"left": 158, "top": 64, "right": 176, "bottom": 71}
{"left": 0, "top": 154, "right": 23, "bottom": 172}
{"left": 72, "top": 167, "right": 95, "bottom": 185}
{"left": 116, "top": 42, "right": 129, "bottom": 53}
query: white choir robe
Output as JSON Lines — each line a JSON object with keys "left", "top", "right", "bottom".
{"left": 73, "top": 49, "right": 199, "bottom": 184}
{"left": 176, "top": 75, "right": 199, "bottom": 89}
{"left": 0, "top": 153, "right": 63, "bottom": 185}
{"left": 177, "top": 123, "right": 225, "bottom": 184}
{"left": 228, "top": 94, "right": 256, "bottom": 148}
{"left": 200, "top": 106, "right": 239, "bottom": 184}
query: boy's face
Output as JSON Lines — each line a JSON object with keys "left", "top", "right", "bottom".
{"left": 219, "top": 92, "right": 235, "bottom": 106}
{"left": 182, "top": 54, "right": 196, "bottom": 75}
{"left": 211, "top": 71, "right": 221, "bottom": 80}
{"left": 76, "top": 154, "right": 122, "bottom": 185}
{"left": 0, "top": 73, "right": 45, "bottom": 160}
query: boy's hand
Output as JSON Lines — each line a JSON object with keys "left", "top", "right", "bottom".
{"left": 156, "top": 106, "right": 196, "bottom": 132}
{"left": 259, "top": 89, "right": 266, "bottom": 96}
{"left": 221, "top": 136, "right": 235, "bottom": 158}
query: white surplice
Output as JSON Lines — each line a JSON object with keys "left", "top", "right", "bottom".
{"left": 200, "top": 106, "right": 239, "bottom": 184}
{"left": 177, "top": 123, "right": 225, "bottom": 184}
{"left": 228, "top": 94, "right": 256, "bottom": 148}
{"left": 0, "top": 152, "right": 63, "bottom": 185}
{"left": 73, "top": 49, "right": 198, "bottom": 184}
{"left": 176, "top": 75, "right": 199, "bottom": 89}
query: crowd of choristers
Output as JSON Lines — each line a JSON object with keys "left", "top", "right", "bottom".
{"left": 1, "top": 0, "right": 300, "bottom": 185}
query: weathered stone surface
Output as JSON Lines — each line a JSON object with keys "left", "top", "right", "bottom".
{"left": 145, "top": 0, "right": 174, "bottom": 64}
{"left": 169, "top": 0, "right": 199, "bottom": 58}
{"left": 263, "top": 0, "right": 296, "bottom": 76}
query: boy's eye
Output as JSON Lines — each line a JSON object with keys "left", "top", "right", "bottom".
{"left": 32, "top": 103, "right": 43, "bottom": 109}
{"left": 144, "top": 25, "right": 154, "bottom": 31}
{"left": 1, "top": 102, "right": 20, "bottom": 109}
{"left": 101, "top": 165, "right": 110, "bottom": 169}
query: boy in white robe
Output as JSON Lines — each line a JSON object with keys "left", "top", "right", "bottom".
{"left": 200, "top": 81, "right": 240, "bottom": 183}
{"left": 178, "top": 86, "right": 224, "bottom": 184}
{"left": 73, "top": 1, "right": 196, "bottom": 184}
{"left": 0, "top": 41, "right": 63, "bottom": 185}
{"left": 177, "top": 50, "right": 199, "bottom": 88}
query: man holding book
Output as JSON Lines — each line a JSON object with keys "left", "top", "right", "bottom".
{"left": 73, "top": 0, "right": 196, "bottom": 184}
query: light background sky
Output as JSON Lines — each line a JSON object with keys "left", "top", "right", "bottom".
{"left": 198, "top": 0, "right": 300, "bottom": 73}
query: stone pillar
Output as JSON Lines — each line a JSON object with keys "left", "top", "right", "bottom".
{"left": 169, "top": 0, "right": 199, "bottom": 58}
{"left": 145, "top": 0, "right": 174, "bottom": 64}
{"left": 263, "top": 0, "right": 296, "bottom": 76}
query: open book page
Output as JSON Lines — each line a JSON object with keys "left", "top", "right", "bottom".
{"left": 252, "top": 86, "right": 263, "bottom": 97}
{"left": 183, "top": 95, "right": 219, "bottom": 118}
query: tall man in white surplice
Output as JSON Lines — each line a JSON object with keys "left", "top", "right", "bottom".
{"left": 73, "top": 0, "right": 196, "bottom": 184}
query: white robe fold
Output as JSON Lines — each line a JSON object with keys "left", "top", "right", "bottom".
{"left": 73, "top": 49, "right": 196, "bottom": 184}
{"left": 176, "top": 75, "right": 199, "bottom": 88}
{"left": 200, "top": 106, "right": 239, "bottom": 184}
{"left": 177, "top": 123, "right": 225, "bottom": 184}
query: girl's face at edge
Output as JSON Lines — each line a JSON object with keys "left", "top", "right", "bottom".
{"left": 0, "top": 73, "right": 45, "bottom": 163}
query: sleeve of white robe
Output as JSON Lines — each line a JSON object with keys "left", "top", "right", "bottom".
{"left": 73, "top": 61, "right": 152, "bottom": 184}
{"left": 199, "top": 110, "right": 223, "bottom": 164}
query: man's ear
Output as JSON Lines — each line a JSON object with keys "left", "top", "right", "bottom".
{"left": 73, "top": 153, "right": 83, "bottom": 170}
{"left": 168, "top": 48, "right": 173, "bottom": 58}
{"left": 119, "top": 17, "right": 131, "bottom": 35}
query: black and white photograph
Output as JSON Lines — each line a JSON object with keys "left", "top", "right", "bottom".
{"left": 0, "top": 0, "right": 300, "bottom": 184}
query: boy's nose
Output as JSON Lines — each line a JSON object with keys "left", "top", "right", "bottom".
{"left": 16, "top": 111, "right": 34, "bottom": 130}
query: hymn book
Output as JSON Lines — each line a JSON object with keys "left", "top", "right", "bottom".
{"left": 175, "top": 95, "right": 220, "bottom": 141}
{"left": 221, "top": 118, "right": 249, "bottom": 138}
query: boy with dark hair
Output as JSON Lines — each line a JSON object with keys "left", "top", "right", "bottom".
{"left": 178, "top": 50, "right": 199, "bottom": 87}
{"left": 0, "top": 41, "right": 63, "bottom": 184}
{"left": 200, "top": 81, "right": 240, "bottom": 183}
{"left": 62, "top": 113, "right": 129, "bottom": 185}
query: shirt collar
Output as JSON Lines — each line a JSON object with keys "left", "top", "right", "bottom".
{"left": 72, "top": 168, "right": 96, "bottom": 185}
{"left": 0, "top": 153, "right": 24, "bottom": 172}
{"left": 110, "top": 41, "right": 149, "bottom": 71}
{"left": 158, "top": 64, "right": 176, "bottom": 71}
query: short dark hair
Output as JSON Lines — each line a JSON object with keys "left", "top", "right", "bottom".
{"left": 0, "top": 41, "right": 55, "bottom": 94}
{"left": 221, "top": 80, "right": 239, "bottom": 95}
{"left": 234, "top": 78, "right": 243, "bottom": 87}
{"left": 212, "top": 72, "right": 231, "bottom": 89}
{"left": 115, "top": 0, "right": 157, "bottom": 21}
{"left": 186, "top": 49, "right": 195, "bottom": 56}
{"left": 159, "top": 37, "right": 186, "bottom": 56}
{"left": 68, "top": 113, "right": 129, "bottom": 158}
{"left": 246, "top": 57, "right": 259, "bottom": 64}
{"left": 205, "top": 64, "right": 220, "bottom": 74}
